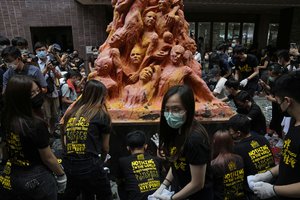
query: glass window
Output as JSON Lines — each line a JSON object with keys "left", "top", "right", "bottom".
{"left": 198, "top": 22, "right": 211, "bottom": 52}
{"left": 228, "top": 23, "right": 240, "bottom": 41}
{"left": 242, "top": 23, "right": 255, "bottom": 46}
{"left": 188, "top": 22, "right": 196, "bottom": 40}
{"left": 212, "top": 22, "right": 225, "bottom": 50}
{"left": 267, "top": 24, "right": 279, "bottom": 46}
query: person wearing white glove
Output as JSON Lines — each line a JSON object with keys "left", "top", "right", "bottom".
{"left": 233, "top": 45, "right": 259, "bottom": 96}
{"left": 155, "top": 85, "right": 212, "bottom": 200}
{"left": 239, "top": 78, "right": 248, "bottom": 87}
{"left": 253, "top": 182, "right": 276, "bottom": 199}
{"left": 250, "top": 72, "right": 300, "bottom": 199}
{"left": 0, "top": 75, "right": 66, "bottom": 199}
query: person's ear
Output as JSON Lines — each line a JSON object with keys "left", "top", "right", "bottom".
{"left": 126, "top": 146, "right": 130, "bottom": 151}
{"left": 144, "top": 144, "right": 148, "bottom": 150}
{"left": 284, "top": 97, "right": 292, "bottom": 104}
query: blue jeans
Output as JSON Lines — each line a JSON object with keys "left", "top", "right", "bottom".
{"left": 62, "top": 156, "right": 112, "bottom": 200}
{"left": 1, "top": 164, "right": 57, "bottom": 200}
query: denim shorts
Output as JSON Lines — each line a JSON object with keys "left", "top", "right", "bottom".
{"left": 2, "top": 164, "right": 57, "bottom": 200}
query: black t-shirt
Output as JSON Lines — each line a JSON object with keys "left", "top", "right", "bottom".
{"left": 4, "top": 119, "right": 49, "bottom": 167}
{"left": 170, "top": 131, "right": 212, "bottom": 200}
{"left": 117, "top": 153, "right": 163, "bottom": 200}
{"left": 64, "top": 113, "right": 111, "bottom": 158}
{"left": 211, "top": 154, "right": 246, "bottom": 200}
{"left": 237, "top": 103, "right": 267, "bottom": 135}
{"left": 259, "top": 56, "right": 270, "bottom": 71}
{"left": 234, "top": 134, "right": 275, "bottom": 194}
{"left": 276, "top": 125, "right": 300, "bottom": 200}
{"left": 236, "top": 54, "right": 259, "bottom": 81}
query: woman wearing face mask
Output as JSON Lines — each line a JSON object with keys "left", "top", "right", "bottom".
{"left": 153, "top": 85, "right": 213, "bottom": 200}
{"left": 61, "top": 80, "right": 112, "bottom": 200}
{"left": 0, "top": 75, "right": 66, "bottom": 200}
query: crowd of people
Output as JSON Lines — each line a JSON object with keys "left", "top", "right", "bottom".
{"left": 0, "top": 33, "right": 300, "bottom": 200}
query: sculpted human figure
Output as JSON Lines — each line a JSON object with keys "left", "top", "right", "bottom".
{"left": 158, "top": 45, "right": 215, "bottom": 102}
{"left": 100, "top": 0, "right": 147, "bottom": 53}
{"left": 123, "top": 45, "right": 145, "bottom": 84}
{"left": 141, "top": 11, "right": 159, "bottom": 56}
{"left": 182, "top": 39, "right": 202, "bottom": 77}
{"left": 155, "top": 0, "right": 180, "bottom": 37}
{"left": 123, "top": 64, "right": 161, "bottom": 107}
{"left": 88, "top": 48, "right": 122, "bottom": 99}
{"left": 129, "top": 31, "right": 173, "bottom": 83}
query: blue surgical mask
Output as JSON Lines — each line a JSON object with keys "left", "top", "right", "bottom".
{"left": 164, "top": 112, "right": 186, "bottom": 129}
{"left": 37, "top": 50, "right": 47, "bottom": 59}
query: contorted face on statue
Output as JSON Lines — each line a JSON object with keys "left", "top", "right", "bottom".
{"left": 109, "top": 31, "right": 123, "bottom": 48}
{"left": 158, "top": 0, "right": 171, "bottom": 12}
{"left": 144, "top": 11, "right": 157, "bottom": 28}
{"left": 139, "top": 66, "right": 154, "bottom": 83}
{"left": 130, "top": 46, "right": 144, "bottom": 65}
{"left": 95, "top": 56, "right": 113, "bottom": 76}
{"left": 185, "top": 39, "right": 197, "bottom": 54}
{"left": 170, "top": 45, "right": 185, "bottom": 65}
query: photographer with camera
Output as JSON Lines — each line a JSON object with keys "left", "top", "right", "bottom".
{"left": 34, "top": 42, "right": 62, "bottom": 136}
{"left": 69, "top": 50, "right": 84, "bottom": 71}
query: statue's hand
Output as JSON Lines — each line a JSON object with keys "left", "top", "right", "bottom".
{"left": 165, "top": 14, "right": 175, "bottom": 25}
{"left": 211, "top": 99, "right": 227, "bottom": 107}
{"left": 128, "top": 73, "right": 139, "bottom": 84}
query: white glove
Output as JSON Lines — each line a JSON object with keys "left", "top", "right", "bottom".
{"left": 252, "top": 170, "right": 273, "bottom": 183}
{"left": 240, "top": 78, "right": 248, "bottom": 87}
{"left": 253, "top": 182, "right": 276, "bottom": 199}
{"left": 56, "top": 174, "right": 67, "bottom": 193}
{"left": 151, "top": 133, "right": 159, "bottom": 148}
{"left": 154, "top": 189, "right": 174, "bottom": 200}
{"left": 154, "top": 194, "right": 171, "bottom": 200}
{"left": 152, "top": 184, "right": 167, "bottom": 197}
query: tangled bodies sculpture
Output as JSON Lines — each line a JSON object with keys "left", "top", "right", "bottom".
{"left": 89, "top": 0, "right": 233, "bottom": 122}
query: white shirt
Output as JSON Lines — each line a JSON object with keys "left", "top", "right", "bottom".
{"left": 213, "top": 77, "right": 227, "bottom": 99}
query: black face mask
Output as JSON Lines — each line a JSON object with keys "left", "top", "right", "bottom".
{"left": 31, "top": 92, "right": 44, "bottom": 109}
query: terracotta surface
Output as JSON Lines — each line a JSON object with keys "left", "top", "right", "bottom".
{"left": 92, "top": 0, "right": 234, "bottom": 122}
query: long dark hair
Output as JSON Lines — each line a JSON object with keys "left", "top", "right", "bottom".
{"left": 159, "top": 85, "right": 208, "bottom": 160}
{"left": 211, "top": 130, "right": 242, "bottom": 173}
{"left": 63, "top": 80, "right": 110, "bottom": 130}
{"left": 2, "top": 75, "right": 34, "bottom": 135}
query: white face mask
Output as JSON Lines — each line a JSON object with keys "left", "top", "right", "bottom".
{"left": 75, "top": 80, "right": 80, "bottom": 85}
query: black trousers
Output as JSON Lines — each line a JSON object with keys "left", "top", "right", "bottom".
{"left": 62, "top": 156, "right": 112, "bottom": 200}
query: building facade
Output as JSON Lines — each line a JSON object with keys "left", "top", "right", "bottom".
{"left": 0, "top": 0, "right": 300, "bottom": 58}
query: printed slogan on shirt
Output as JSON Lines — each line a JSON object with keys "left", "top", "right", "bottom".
{"left": 282, "top": 139, "right": 297, "bottom": 168}
{"left": 66, "top": 117, "right": 89, "bottom": 155}
{"left": 248, "top": 141, "right": 274, "bottom": 173}
{"left": 131, "top": 157, "right": 160, "bottom": 193}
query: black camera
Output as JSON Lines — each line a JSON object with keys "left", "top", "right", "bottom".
{"left": 52, "top": 43, "right": 61, "bottom": 53}
{"left": 50, "top": 58, "right": 59, "bottom": 66}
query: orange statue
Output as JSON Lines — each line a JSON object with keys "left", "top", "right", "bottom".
{"left": 94, "top": 0, "right": 233, "bottom": 122}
